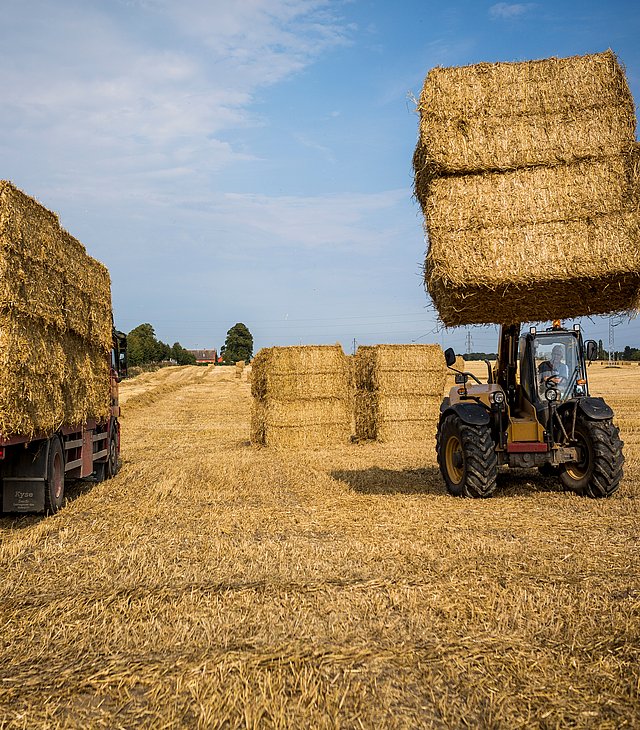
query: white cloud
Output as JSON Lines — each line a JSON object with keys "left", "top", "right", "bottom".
{"left": 0, "top": 0, "right": 349, "bottom": 203}
{"left": 218, "top": 189, "right": 410, "bottom": 251}
{"left": 489, "top": 3, "right": 536, "bottom": 19}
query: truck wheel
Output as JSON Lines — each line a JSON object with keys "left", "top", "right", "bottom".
{"left": 44, "top": 437, "right": 65, "bottom": 514}
{"left": 106, "top": 430, "right": 120, "bottom": 478}
{"left": 560, "top": 419, "right": 624, "bottom": 498}
{"left": 437, "top": 413, "right": 497, "bottom": 498}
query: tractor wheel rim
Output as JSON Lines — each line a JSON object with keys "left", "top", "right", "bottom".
{"left": 566, "top": 436, "right": 590, "bottom": 480}
{"left": 445, "top": 434, "right": 464, "bottom": 484}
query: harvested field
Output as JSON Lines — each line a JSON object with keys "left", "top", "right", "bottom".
{"left": 1, "top": 362, "right": 638, "bottom": 727}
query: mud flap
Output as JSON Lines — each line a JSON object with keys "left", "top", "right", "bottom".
{"left": 2, "top": 479, "right": 45, "bottom": 512}
{"left": 1, "top": 440, "right": 49, "bottom": 513}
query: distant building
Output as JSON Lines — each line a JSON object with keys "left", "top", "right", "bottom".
{"left": 187, "top": 348, "right": 218, "bottom": 364}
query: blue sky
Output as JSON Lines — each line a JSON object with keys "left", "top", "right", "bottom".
{"left": 1, "top": 0, "right": 639, "bottom": 355}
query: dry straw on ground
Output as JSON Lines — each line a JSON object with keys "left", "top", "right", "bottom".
{"left": 251, "top": 345, "right": 352, "bottom": 448}
{"left": 0, "top": 181, "right": 112, "bottom": 437}
{"left": 355, "top": 344, "right": 446, "bottom": 442}
{"left": 1, "top": 363, "right": 638, "bottom": 728}
{"left": 414, "top": 51, "right": 640, "bottom": 327}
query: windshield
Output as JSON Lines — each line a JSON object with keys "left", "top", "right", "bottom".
{"left": 532, "top": 333, "right": 585, "bottom": 402}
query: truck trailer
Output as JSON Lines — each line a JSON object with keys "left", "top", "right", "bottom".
{"left": 1, "top": 330, "right": 127, "bottom": 513}
{"left": 0, "top": 180, "right": 124, "bottom": 514}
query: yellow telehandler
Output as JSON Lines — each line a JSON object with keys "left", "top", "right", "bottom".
{"left": 437, "top": 321, "right": 623, "bottom": 498}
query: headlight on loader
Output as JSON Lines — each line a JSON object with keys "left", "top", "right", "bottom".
{"left": 545, "top": 387, "right": 558, "bottom": 402}
{"left": 490, "top": 391, "right": 505, "bottom": 405}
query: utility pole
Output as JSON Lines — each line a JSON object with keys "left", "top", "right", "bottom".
{"left": 465, "top": 328, "right": 473, "bottom": 357}
{"left": 608, "top": 316, "right": 622, "bottom": 366}
{"left": 352, "top": 338, "right": 357, "bottom": 355}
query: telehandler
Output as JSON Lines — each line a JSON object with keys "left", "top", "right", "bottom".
{"left": 437, "top": 321, "right": 623, "bottom": 498}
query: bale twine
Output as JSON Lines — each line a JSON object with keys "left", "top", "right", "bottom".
{"left": 413, "top": 51, "right": 640, "bottom": 327}
{"left": 250, "top": 345, "right": 352, "bottom": 448}
{"left": 354, "top": 344, "right": 446, "bottom": 442}
{"left": 0, "top": 182, "right": 112, "bottom": 438}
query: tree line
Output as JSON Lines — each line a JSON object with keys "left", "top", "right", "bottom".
{"left": 126, "top": 322, "right": 254, "bottom": 368}
{"left": 127, "top": 323, "right": 196, "bottom": 367}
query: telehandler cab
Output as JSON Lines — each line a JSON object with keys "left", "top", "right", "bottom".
{"left": 437, "top": 321, "right": 624, "bottom": 498}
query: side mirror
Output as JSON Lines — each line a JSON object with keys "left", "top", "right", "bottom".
{"left": 584, "top": 340, "right": 597, "bottom": 363}
{"left": 444, "top": 347, "right": 456, "bottom": 368}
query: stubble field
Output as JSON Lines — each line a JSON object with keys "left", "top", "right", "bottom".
{"left": 0, "top": 362, "right": 638, "bottom": 728}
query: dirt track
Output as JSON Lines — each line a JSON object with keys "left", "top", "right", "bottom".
{"left": 0, "top": 364, "right": 638, "bottom": 728}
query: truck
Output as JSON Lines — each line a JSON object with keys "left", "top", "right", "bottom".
{"left": 437, "top": 320, "right": 624, "bottom": 498}
{"left": 0, "top": 330, "right": 128, "bottom": 514}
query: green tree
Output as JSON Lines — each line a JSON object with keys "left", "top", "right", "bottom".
{"left": 127, "top": 323, "right": 158, "bottom": 366}
{"left": 597, "top": 339, "right": 605, "bottom": 360}
{"left": 171, "top": 342, "right": 196, "bottom": 365}
{"left": 128, "top": 324, "right": 194, "bottom": 367}
{"left": 222, "top": 323, "right": 253, "bottom": 364}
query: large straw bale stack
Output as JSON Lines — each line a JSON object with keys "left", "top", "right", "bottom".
{"left": 414, "top": 51, "right": 640, "bottom": 327}
{"left": 0, "top": 182, "right": 112, "bottom": 438}
{"left": 355, "top": 344, "right": 446, "bottom": 442}
{"left": 251, "top": 345, "right": 352, "bottom": 448}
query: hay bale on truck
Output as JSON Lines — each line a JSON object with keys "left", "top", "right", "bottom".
{"left": 354, "top": 344, "right": 446, "bottom": 442}
{"left": 251, "top": 345, "right": 352, "bottom": 448}
{"left": 413, "top": 50, "right": 640, "bottom": 327}
{"left": 0, "top": 181, "right": 125, "bottom": 514}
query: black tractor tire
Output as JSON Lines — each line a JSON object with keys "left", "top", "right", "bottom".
{"left": 106, "top": 429, "right": 120, "bottom": 478}
{"left": 437, "top": 413, "right": 498, "bottom": 498}
{"left": 94, "top": 428, "right": 120, "bottom": 481}
{"left": 560, "top": 418, "right": 624, "bottom": 498}
{"left": 44, "top": 437, "right": 65, "bottom": 514}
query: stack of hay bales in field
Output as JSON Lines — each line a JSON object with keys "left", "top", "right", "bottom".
{"left": 235, "top": 360, "right": 245, "bottom": 379}
{"left": 414, "top": 50, "right": 640, "bottom": 326}
{"left": 251, "top": 345, "right": 352, "bottom": 448}
{"left": 0, "top": 181, "right": 112, "bottom": 438}
{"left": 355, "top": 344, "right": 447, "bottom": 442}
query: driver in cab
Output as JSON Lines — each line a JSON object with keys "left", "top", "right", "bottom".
{"left": 538, "top": 345, "right": 568, "bottom": 387}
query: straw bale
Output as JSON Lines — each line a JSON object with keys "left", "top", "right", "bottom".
{"left": 419, "top": 154, "right": 637, "bottom": 232}
{"left": 251, "top": 345, "right": 353, "bottom": 448}
{"left": 0, "top": 182, "right": 113, "bottom": 437}
{"left": 354, "top": 345, "right": 446, "bottom": 442}
{"left": 426, "top": 211, "right": 640, "bottom": 326}
{"left": 252, "top": 346, "right": 352, "bottom": 401}
{"left": 415, "top": 51, "right": 636, "bottom": 174}
{"left": 354, "top": 344, "right": 446, "bottom": 394}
